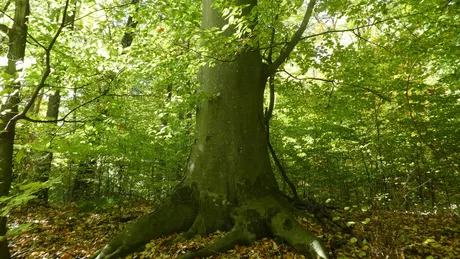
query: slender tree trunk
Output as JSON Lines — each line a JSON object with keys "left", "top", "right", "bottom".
{"left": 0, "top": 0, "right": 29, "bottom": 257}
{"left": 0, "top": 121, "right": 15, "bottom": 259}
{"left": 36, "top": 90, "right": 61, "bottom": 204}
{"left": 121, "top": 0, "right": 139, "bottom": 48}
{"left": 33, "top": 91, "right": 44, "bottom": 115}
{"left": 374, "top": 100, "right": 388, "bottom": 200}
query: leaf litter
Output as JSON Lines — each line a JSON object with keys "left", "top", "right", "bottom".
{"left": 8, "top": 204, "right": 459, "bottom": 258}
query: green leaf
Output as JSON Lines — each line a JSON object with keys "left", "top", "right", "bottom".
{"left": 15, "top": 149, "right": 25, "bottom": 163}
{"left": 6, "top": 222, "right": 34, "bottom": 237}
{"left": 423, "top": 238, "right": 436, "bottom": 245}
{"left": 362, "top": 218, "right": 371, "bottom": 224}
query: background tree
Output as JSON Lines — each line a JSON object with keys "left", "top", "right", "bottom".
{"left": 0, "top": 1, "right": 29, "bottom": 257}
{"left": 0, "top": 0, "right": 74, "bottom": 256}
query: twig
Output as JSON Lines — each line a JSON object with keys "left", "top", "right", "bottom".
{"left": 74, "top": 3, "right": 131, "bottom": 22}
{"left": 280, "top": 70, "right": 392, "bottom": 102}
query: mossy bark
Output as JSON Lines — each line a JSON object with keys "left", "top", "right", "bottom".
{"left": 92, "top": 186, "right": 198, "bottom": 259}
{"left": 94, "top": 0, "right": 329, "bottom": 258}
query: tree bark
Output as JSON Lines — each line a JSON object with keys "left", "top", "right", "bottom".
{"left": 94, "top": 1, "right": 328, "bottom": 258}
{"left": 35, "top": 91, "right": 61, "bottom": 204}
{"left": 121, "top": 0, "right": 139, "bottom": 48}
{"left": 0, "top": 0, "right": 29, "bottom": 257}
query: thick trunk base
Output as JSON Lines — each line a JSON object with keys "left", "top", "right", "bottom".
{"left": 93, "top": 187, "right": 329, "bottom": 259}
{"left": 92, "top": 186, "right": 198, "bottom": 259}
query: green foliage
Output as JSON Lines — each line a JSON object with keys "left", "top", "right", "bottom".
{"left": 266, "top": 0, "right": 460, "bottom": 210}
{"left": 1, "top": 181, "right": 51, "bottom": 216}
{"left": 77, "top": 197, "right": 123, "bottom": 213}
{"left": 2, "top": 0, "right": 458, "bottom": 214}
{"left": 3, "top": 222, "right": 34, "bottom": 241}
{"left": 0, "top": 0, "right": 458, "bottom": 258}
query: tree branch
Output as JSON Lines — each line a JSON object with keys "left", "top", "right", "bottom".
{"left": 268, "top": 140, "right": 300, "bottom": 201}
{"left": 301, "top": 12, "right": 427, "bottom": 41}
{"left": 350, "top": 30, "right": 394, "bottom": 53}
{"left": 121, "top": 0, "right": 140, "bottom": 48}
{"left": 266, "top": 14, "right": 278, "bottom": 64}
{"left": 264, "top": 75, "right": 299, "bottom": 201}
{"left": 22, "top": 88, "right": 110, "bottom": 124}
{"left": 265, "top": 0, "right": 316, "bottom": 77}
{"left": 74, "top": 3, "right": 132, "bottom": 22}
{"left": 174, "top": 42, "right": 237, "bottom": 63}
{"left": 0, "top": 23, "right": 8, "bottom": 34}
{"left": 2, "top": 0, "right": 11, "bottom": 12}
{"left": 22, "top": 117, "right": 86, "bottom": 123}
{"left": 325, "top": 82, "right": 336, "bottom": 109}
{"left": 260, "top": 12, "right": 426, "bottom": 56}
{"left": 280, "top": 70, "right": 392, "bottom": 102}
{"left": 5, "top": 0, "right": 71, "bottom": 130}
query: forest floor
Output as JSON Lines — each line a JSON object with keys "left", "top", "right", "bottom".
{"left": 8, "top": 202, "right": 460, "bottom": 259}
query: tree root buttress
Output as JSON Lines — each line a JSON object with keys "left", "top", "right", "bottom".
{"left": 92, "top": 187, "right": 198, "bottom": 259}
{"left": 270, "top": 211, "right": 329, "bottom": 259}
{"left": 178, "top": 211, "right": 258, "bottom": 259}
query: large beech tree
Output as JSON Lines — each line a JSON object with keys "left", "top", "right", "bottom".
{"left": 93, "top": 0, "right": 329, "bottom": 259}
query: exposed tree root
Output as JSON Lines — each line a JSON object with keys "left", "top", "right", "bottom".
{"left": 178, "top": 197, "right": 329, "bottom": 259}
{"left": 92, "top": 186, "right": 198, "bottom": 259}
{"left": 178, "top": 223, "right": 256, "bottom": 259}
{"left": 170, "top": 213, "right": 207, "bottom": 244}
{"left": 94, "top": 189, "right": 330, "bottom": 259}
{"left": 270, "top": 210, "right": 329, "bottom": 259}
{"left": 294, "top": 197, "right": 351, "bottom": 234}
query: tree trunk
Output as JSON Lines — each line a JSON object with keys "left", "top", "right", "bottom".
{"left": 0, "top": 0, "right": 29, "bottom": 257}
{"left": 93, "top": 1, "right": 328, "bottom": 258}
{"left": 35, "top": 90, "right": 61, "bottom": 204}
{"left": 0, "top": 121, "right": 15, "bottom": 259}
{"left": 121, "top": 0, "right": 139, "bottom": 48}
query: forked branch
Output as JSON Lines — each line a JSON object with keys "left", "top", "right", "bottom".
{"left": 265, "top": 0, "right": 316, "bottom": 77}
